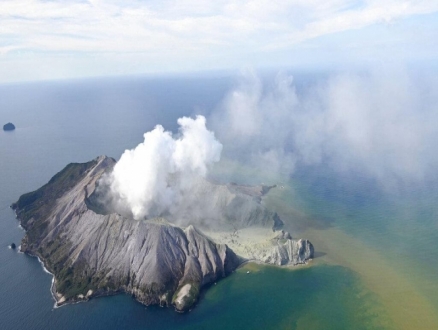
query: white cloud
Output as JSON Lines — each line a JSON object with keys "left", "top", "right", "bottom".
{"left": 0, "top": 0, "right": 437, "bottom": 81}
{"left": 108, "top": 115, "right": 222, "bottom": 219}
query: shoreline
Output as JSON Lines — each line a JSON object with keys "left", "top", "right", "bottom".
{"left": 12, "top": 209, "right": 70, "bottom": 309}
{"left": 28, "top": 238, "right": 312, "bottom": 311}
{"left": 237, "top": 258, "right": 313, "bottom": 270}
{"left": 14, "top": 203, "right": 312, "bottom": 313}
{"left": 33, "top": 254, "right": 65, "bottom": 309}
{"left": 21, "top": 243, "right": 86, "bottom": 309}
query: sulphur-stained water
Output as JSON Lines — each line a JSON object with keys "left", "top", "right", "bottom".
{"left": 175, "top": 263, "right": 391, "bottom": 330}
{"left": 263, "top": 174, "right": 438, "bottom": 330}
{"left": 1, "top": 75, "right": 437, "bottom": 329}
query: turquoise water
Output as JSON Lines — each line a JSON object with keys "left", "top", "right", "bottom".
{"left": 0, "top": 75, "right": 437, "bottom": 329}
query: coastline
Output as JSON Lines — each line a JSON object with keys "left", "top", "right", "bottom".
{"left": 26, "top": 230, "right": 312, "bottom": 311}
{"left": 29, "top": 252, "right": 66, "bottom": 309}
{"left": 12, "top": 208, "right": 65, "bottom": 309}
{"left": 17, "top": 244, "right": 125, "bottom": 312}
{"left": 36, "top": 253, "right": 99, "bottom": 309}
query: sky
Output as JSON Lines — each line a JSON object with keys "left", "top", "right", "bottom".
{"left": 0, "top": 0, "right": 437, "bottom": 83}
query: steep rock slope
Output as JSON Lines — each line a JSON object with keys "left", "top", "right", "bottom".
{"left": 262, "top": 236, "right": 314, "bottom": 266}
{"left": 13, "top": 156, "right": 240, "bottom": 311}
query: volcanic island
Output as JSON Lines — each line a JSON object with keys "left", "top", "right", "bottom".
{"left": 12, "top": 156, "right": 314, "bottom": 312}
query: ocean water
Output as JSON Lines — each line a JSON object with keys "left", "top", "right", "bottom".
{"left": 0, "top": 74, "right": 437, "bottom": 329}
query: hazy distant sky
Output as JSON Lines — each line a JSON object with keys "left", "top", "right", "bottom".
{"left": 1, "top": 0, "right": 437, "bottom": 83}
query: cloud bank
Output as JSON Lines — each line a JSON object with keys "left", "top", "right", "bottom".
{"left": 2, "top": 0, "right": 437, "bottom": 54}
{"left": 1, "top": 0, "right": 438, "bottom": 82}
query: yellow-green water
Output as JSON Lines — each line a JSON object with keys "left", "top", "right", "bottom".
{"left": 263, "top": 181, "right": 438, "bottom": 330}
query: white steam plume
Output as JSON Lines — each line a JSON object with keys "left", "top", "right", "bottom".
{"left": 109, "top": 115, "right": 222, "bottom": 220}
{"left": 211, "top": 67, "right": 438, "bottom": 187}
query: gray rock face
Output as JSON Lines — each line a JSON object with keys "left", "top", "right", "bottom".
{"left": 14, "top": 156, "right": 241, "bottom": 312}
{"left": 262, "top": 239, "right": 314, "bottom": 266}
{"left": 272, "top": 230, "right": 293, "bottom": 241}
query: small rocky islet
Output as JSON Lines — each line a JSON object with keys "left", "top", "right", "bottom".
{"left": 3, "top": 122, "right": 15, "bottom": 131}
{"left": 11, "top": 156, "right": 314, "bottom": 312}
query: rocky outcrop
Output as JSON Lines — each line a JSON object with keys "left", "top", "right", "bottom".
{"left": 262, "top": 238, "right": 314, "bottom": 266}
{"left": 3, "top": 122, "right": 15, "bottom": 131}
{"left": 272, "top": 230, "right": 293, "bottom": 241}
{"left": 12, "top": 156, "right": 241, "bottom": 312}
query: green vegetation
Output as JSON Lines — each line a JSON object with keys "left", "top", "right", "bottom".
{"left": 56, "top": 267, "right": 97, "bottom": 299}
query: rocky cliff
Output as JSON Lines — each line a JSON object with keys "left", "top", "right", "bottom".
{"left": 262, "top": 235, "right": 314, "bottom": 266}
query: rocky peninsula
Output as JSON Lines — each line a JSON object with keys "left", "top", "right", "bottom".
{"left": 12, "top": 156, "right": 313, "bottom": 312}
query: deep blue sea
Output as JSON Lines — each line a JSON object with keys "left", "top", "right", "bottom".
{"left": 1, "top": 73, "right": 437, "bottom": 329}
